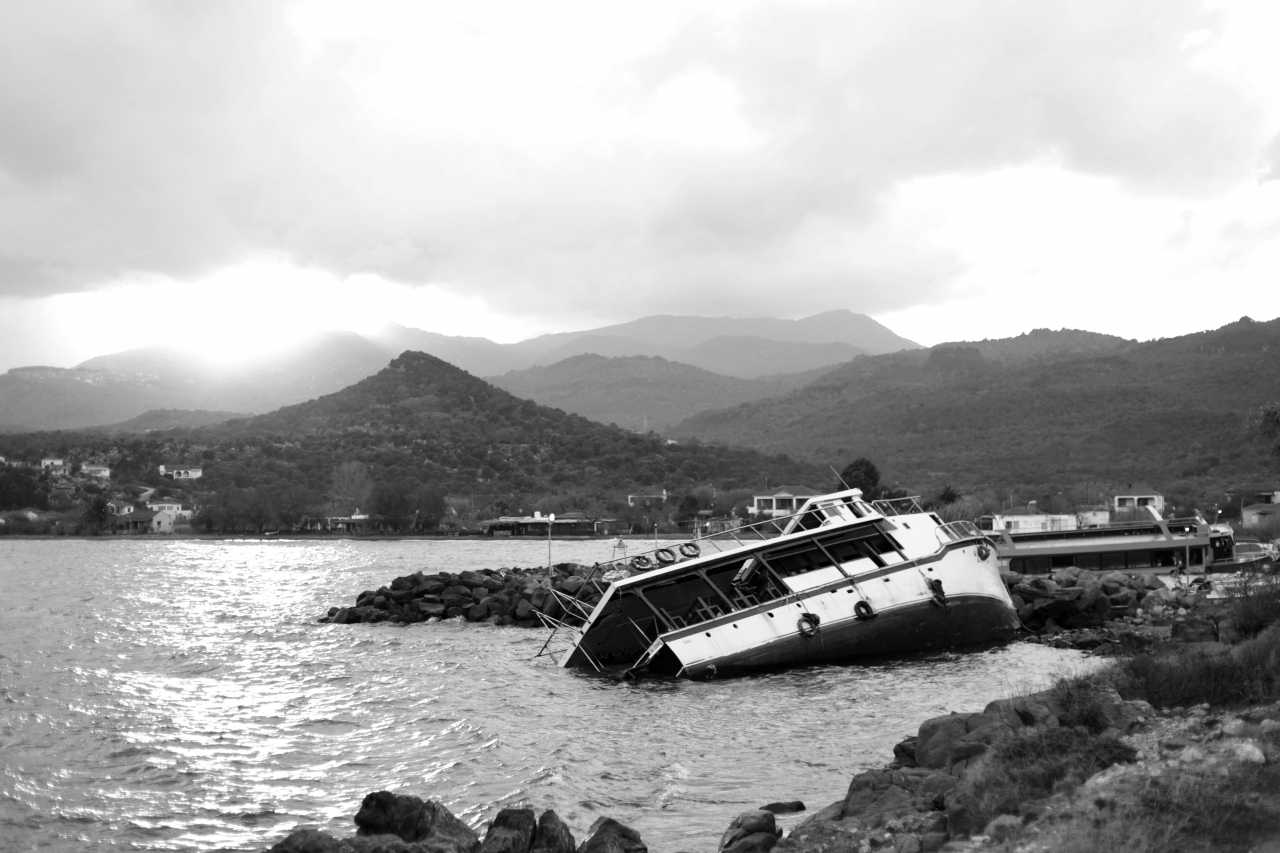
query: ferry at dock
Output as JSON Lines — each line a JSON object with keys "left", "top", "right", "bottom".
{"left": 980, "top": 511, "right": 1273, "bottom": 575}
{"left": 535, "top": 488, "right": 1018, "bottom": 679}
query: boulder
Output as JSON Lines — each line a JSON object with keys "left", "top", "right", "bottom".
{"left": 353, "top": 791, "right": 479, "bottom": 853}
{"left": 842, "top": 772, "right": 919, "bottom": 827}
{"left": 1172, "top": 617, "right": 1217, "bottom": 644}
{"left": 892, "top": 736, "right": 918, "bottom": 767}
{"left": 759, "top": 801, "right": 805, "bottom": 815}
{"left": 531, "top": 810, "right": 576, "bottom": 853}
{"left": 1217, "top": 617, "right": 1245, "bottom": 645}
{"left": 577, "top": 817, "right": 646, "bottom": 853}
{"left": 719, "top": 810, "right": 778, "bottom": 852}
{"left": 269, "top": 829, "right": 348, "bottom": 852}
{"left": 983, "top": 814, "right": 1023, "bottom": 842}
{"left": 417, "top": 602, "right": 447, "bottom": 619}
{"left": 915, "top": 713, "right": 1002, "bottom": 771}
{"left": 478, "top": 808, "right": 536, "bottom": 853}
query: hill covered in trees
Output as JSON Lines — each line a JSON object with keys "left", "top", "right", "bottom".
{"left": 0, "top": 351, "right": 820, "bottom": 527}
{"left": 487, "top": 354, "right": 833, "bottom": 432}
{"left": 669, "top": 318, "right": 1280, "bottom": 510}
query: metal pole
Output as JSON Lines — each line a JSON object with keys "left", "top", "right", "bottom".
{"left": 547, "top": 513, "right": 555, "bottom": 569}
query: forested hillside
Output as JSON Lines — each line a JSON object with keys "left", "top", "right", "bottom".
{"left": 488, "top": 354, "right": 832, "bottom": 431}
{"left": 669, "top": 319, "right": 1280, "bottom": 507}
{"left": 0, "top": 352, "right": 820, "bottom": 524}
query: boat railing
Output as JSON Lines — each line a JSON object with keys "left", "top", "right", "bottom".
{"left": 934, "top": 520, "right": 985, "bottom": 547}
{"left": 591, "top": 505, "right": 833, "bottom": 575}
{"left": 871, "top": 496, "right": 925, "bottom": 517}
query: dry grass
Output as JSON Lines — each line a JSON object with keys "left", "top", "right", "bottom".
{"left": 988, "top": 744, "right": 1280, "bottom": 853}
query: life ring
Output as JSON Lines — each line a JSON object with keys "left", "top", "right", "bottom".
{"left": 630, "top": 555, "right": 653, "bottom": 570}
{"left": 854, "top": 600, "right": 875, "bottom": 620}
{"left": 655, "top": 548, "right": 677, "bottom": 565}
{"left": 798, "top": 613, "right": 821, "bottom": 638}
{"left": 976, "top": 542, "right": 991, "bottom": 561}
{"left": 678, "top": 542, "right": 701, "bottom": 559}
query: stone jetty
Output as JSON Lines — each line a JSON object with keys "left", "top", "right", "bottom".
{"left": 318, "top": 563, "right": 607, "bottom": 627}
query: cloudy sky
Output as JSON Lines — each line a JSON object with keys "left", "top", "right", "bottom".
{"left": 2, "top": 0, "right": 1279, "bottom": 369}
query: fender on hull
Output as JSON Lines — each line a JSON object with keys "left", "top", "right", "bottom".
{"left": 666, "top": 594, "right": 1019, "bottom": 679}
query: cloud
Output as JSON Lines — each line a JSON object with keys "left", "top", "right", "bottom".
{"left": 0, "top": 0, "right": 1269, "bottom": 325}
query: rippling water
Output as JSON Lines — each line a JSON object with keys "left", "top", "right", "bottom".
{"left": 0, "top": 539, "right": 1092, "bottom": 852}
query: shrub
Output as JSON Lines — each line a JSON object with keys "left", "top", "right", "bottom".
{"left": 1048, "top": 672, "right": 1114, "bottom": 734}
{"left": 965, "top": 727, "right": 1136, "bottom": 826}
{"left": 1226, "top": 579, "right": 1280, "bottom": 637}
{"left": 1114, "top": 625, "right": 1280, "bottom": 708}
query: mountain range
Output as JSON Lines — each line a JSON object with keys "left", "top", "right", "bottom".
{"left": 0, "top": 310, "right": 915, "bottom": 431}
{"left": 667, "top": 321, "right": 1280, "bottom": 503}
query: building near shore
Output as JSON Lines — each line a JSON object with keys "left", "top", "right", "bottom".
{"left": 159, "top": 465, "right": 203, "bottom": 480}
{"left": 749, "top": 486, "right": 820, "bottom": 518}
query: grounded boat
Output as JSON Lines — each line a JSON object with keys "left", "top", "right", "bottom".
{"left": 535, "top": 489, "right": 1018, "bottom": 679}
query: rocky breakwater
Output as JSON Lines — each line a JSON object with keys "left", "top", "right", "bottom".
{"left": 318, "top": 564, "right": 608, "bottom": 628}
{"left": 1002, "top": 566, "right": 1247, "bottom": 654}
{"left": 267, "top": 789, "right": 644, "bottom": 853}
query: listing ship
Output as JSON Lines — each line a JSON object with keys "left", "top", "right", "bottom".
{"left": 978, "top": 510, "right": 1269, "bottom": 575}
{"left": 536, "top": 489, "right": 1019, "bottom": 679}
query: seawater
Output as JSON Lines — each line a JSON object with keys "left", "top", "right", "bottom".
{"left": 0, "top": 539, "right": 1092, "bottom": 852}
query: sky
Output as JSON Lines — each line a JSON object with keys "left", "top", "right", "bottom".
{"left": 2, "top": 0, "right": 1280, "bottom": 369}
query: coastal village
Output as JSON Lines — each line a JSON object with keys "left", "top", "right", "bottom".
{"left": 3, "top": 453, "right": 1279, "bottom": 550}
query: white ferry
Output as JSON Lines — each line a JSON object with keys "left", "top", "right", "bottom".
{"left": 978, "top": 511, "right": 1263, "bottom": 575}
{"left": 536, "top": 488, "right": 1018, "bottom": 679}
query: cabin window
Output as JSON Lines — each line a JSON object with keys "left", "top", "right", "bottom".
{"left": 638, "top": 574, "right": 728, "bottom": 628}
{"left": 1074, "top": 554, "right": 1101, "bottom": 570}
{"left": 1101, "top": 552, "right": 1126, "bottom": 571}
{"left": 1188, "top": 546, "right": 1204, "bottom": 565}
{"left": 1050, "top": 555, "right": 1075, "bottom": 569}
{"left": 765, "top": 541, "right": 836, "bottom": 577}
{"left": 1127, "top": 551, "right": 1152, "bottom": 569}
{"left": 1151, "top": 550, "right": 1177, "bottom": 568}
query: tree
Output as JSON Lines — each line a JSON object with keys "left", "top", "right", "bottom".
{"left": 328, "top": 461, "right": 374, "bottom": 516}
{"left": 1247, "top": 403, "right": 1280, "bottom": 459}
{"left": 414, "top": 485, "right": 448, "bottom": 531}
{"left": 374, "top": 480, "right": 417, "bottom": 532}
{"left": 81, "top": 495, "right": 114, "bottom": 535}
{"left": 243, "top": 489, "right": 275, "bottom": 534}
{"left": 837, "top": 458, "right": 881, "bottom": 497}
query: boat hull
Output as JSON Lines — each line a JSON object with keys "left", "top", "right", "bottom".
{"left": 654, "top": 592, "right": 1019, "bottom": 679}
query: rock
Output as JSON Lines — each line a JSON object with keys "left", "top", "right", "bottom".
{"left": 577, "top": 817, "right": 646, "bottom": 853}
{"left": 914, "top": 713, "right": 1000, "bottom": 770}
{"left": 417, "top": 602, "right": 446, "bottom": 618}
{"left": 1217, "top": 618, "right": 1245, "bottom": 645}
{"left": 468, "top": 603, "right": 491, "bottom": 622}
{"left": 720, "top": 810, "right": 778, "bottom": 851}
{"left": 843, "top": 776, "right": 918, "bottom": 827}
{"left": 892, "top": 737, "right": 918, "bottom": 768}
{"left": 1178, "top": 747, "right": 1204, "bottom": 763}
{"left": 1261, "top": 720, "right": 1280, "bottom": 735}
{"left": 895, "top": 837, "right": 922, "bottom": 853}
{"left": 269, "top": 829, "right": 349, "bottom": 852}
{"left": 982, "top": 815, "right": 1022, "bottom": 842}
{"left": 531, "top": 810, "right": 576, "bottom": 853}
{"left": 1230, "top": 741, "right": 1267, "bottom": 764}
{"left": 760, "top": 801, "right": 805, "bottom": 815}
{"left": 1171, "top": 617, "right": 1217, "bottom": 644}
{"left": 560, "top": 577, "right": 585, "bottom": 594}
{"left": 479, "top": 808, "right": 537, "bottom": 853}
{"left": 1222, "top": 718, "right": 1249, "bottom": 737}
{"left": 354, "top": 791, "right": 479, "bottom": 853}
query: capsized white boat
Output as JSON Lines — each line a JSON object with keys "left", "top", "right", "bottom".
{"left": 535, "top": 488, "right": 1019, "bottom": 679}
